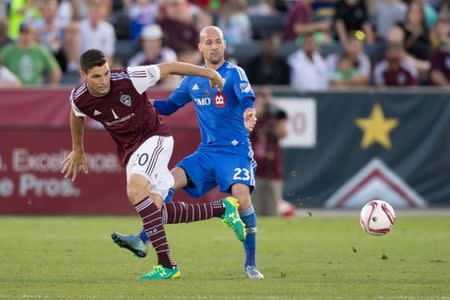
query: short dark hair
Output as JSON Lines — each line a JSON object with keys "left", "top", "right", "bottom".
{"left": 80, "top": 49, "right": 107, "bottom": 73}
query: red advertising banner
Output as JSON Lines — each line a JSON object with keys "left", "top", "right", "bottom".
{"left": 0, "top": 88, "right": 224, "bottom": 214}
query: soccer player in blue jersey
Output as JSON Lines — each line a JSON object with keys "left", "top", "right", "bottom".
{"left": 112, "top": 26, "right": 263, "bottom": 279}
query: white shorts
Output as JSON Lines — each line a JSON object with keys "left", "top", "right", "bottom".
{"left": 126, "top": 135, "right": 174, "bottom": 200}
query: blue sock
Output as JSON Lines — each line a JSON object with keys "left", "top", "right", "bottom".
{"left": 139, "top": 228, "right": 148, "bottom": 244}
{"left": 164, "top": 188, "right": 175, "bottom": 204}
{"left": 138, "top": 188, "right": 174, "bottom": 244}
{"left": 240, "top": 205, "right": 257, "bottom": 267}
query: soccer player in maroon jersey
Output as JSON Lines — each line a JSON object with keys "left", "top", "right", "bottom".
{"left": 61, "top": 49, "right": 246, "bottom": 280}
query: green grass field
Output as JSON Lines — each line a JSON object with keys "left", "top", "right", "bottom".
{"left": 0, "top": 215, "right": 449, "bottom": 299}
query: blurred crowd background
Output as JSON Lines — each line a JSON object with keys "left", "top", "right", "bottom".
{"left": 1, "top": 0, "right": 450, "bottom": 89}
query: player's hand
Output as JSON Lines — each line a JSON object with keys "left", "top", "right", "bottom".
{"left": 61, "top": 149, "right": 88, "bottom": 182}
{"left": 207, "top": 68, "right": 224, "bottom": 91}
{"left": 244, "top": 108, "right": 257, "bottom": 132}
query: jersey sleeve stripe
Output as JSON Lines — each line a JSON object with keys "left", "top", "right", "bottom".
{"left": 129, "top": 74, "right": 148, "bottom": 78}
{"left": 129, "top": 70, "right": 147, "bottom": 76}
{"left": 236, "top": 66, "right": 248, "bottom": 81}
{"left": 71, "top": 84, "right": 87, "bottom": 102}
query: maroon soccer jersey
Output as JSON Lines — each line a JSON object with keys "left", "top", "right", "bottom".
{"left": 70, "top": 66, "right": 171, "bottom": 165}
{"left": 430, "top": 49, "right": 450, "bottom": 83}
{"left": 373, "top": 60, "right": 418, "bottom": 86}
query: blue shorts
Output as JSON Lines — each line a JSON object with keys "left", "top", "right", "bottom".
{"left": 177, "top": 148, "right": 256, "bottom": 198}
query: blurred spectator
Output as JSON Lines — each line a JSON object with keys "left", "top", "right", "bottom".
{"left": 126, "top": 0, "right": 159, "bottom": 40}
{"left": 431, "top": 14, "right": 450, "bottom": 47}
{"left": 79, "top": 0, "right": 116, "bottom": 66}
{"left": 250, "top": 87, "right": 289, "bottom": 217}
{"left": 158, "top": 0, "right": 198, "bottom": 53}
{"left": 128, "top": 24, "right": 176, "bottom": 66}
{"left": 218, "top": 0, "right": 252, "bottom": 45}
{"left": 33, "top": 0, "right": 68, "bottom": 71}
{"left": 176, "top": 45, "right": 202, "bottom": 65}
{"left": 7, "top": 0, "right": 41, "bottom": 39}
{"left": 333, "top": 0, "right": 374, "bottom": 44}
{"left": 247, "top": 0, "right": 278, "bottom": 15}
{"left": 287, "top": 33, "right": 329, "bottom": 90}
{"left": 0, "top": 21, "right": 13, "bottom": 49}
{"left": 330, "top": 53, "right": 358, "bottom": 87}
{"left": 0, "top": 23, "right": 62, "bottom": 85}
{"left": 374, "top": 0, "right": 407, "bottom": 41}
{"left": 283, "top": 0, "right": 330, "bottom": 43}
{"left": 0, "top": 64, "right": 22, "bottom": 87}
{"left": 373, "top": 42, "right": 418, "bottom": 86}
{"left": 128, "top": 24, "right": 178, "bottom": 88}
{"left": 326, "top": 34, "right": 371, "bottom": 86}
{"left": 429, "top": 17, "right": 450, "bottom": 86}
{"left": 246, "top": 33, "right": 290, "bottom": 85}
{"left": 396, "top": 1, "right": 431, "bottom": 60}
{"left": 417, "top": 0, "right": 438, "bottom": 28}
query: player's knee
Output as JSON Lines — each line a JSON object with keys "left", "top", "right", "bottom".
{"left": 127, "top": 174, "right": 150, "bottom": 204}
{"left": 232, "top": 190, "right": 252, "bottom": 210}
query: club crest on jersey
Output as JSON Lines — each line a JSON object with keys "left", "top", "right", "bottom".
{"left": 120, "top": 94, "right": 132, "bottom": 107}
{"left": 239, "top": 82, "right": 252, "bottom": 93}
{"left": 214, "top": 92, "right": 227, "bottom": 108}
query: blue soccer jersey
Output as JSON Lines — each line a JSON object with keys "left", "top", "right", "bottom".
{"left": 154, "top": 61, "right": 255, "bottom": 155}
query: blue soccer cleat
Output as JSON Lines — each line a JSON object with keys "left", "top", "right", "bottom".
{"left": 111, "top": 232, "right": 147, "bottom": 258}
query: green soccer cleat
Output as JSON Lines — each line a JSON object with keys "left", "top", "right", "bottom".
{"left": 111, "top": 232, "right": 148, "bottom": 258}
{"left": 221, "top": 196, "right": 246, "bottom": 242}
{"left": 138, "top": 265, "right": 181, "bottom": 280}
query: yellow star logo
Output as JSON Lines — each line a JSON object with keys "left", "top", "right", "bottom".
{"left": 355, "top": 103, "right": 399, "bottom": 149}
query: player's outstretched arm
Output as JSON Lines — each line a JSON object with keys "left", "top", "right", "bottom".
{"left": 61, "top": 110, "right": 89, "bottom": 181}
{"left": 158, "top": 61, "right": 223, "bottom": 90}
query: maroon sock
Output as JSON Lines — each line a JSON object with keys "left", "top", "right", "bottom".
{"left": 134, "top": 197, "right": 175, "bottom": 268}
{"left": 161, "top": 201, "right": 225, "bottom": 224}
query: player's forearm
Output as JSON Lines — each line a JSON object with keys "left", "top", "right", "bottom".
{"left": 154, "top": 99, "right": 181, "bottom": 116}
{"left": 158, "top": 61, "right": 214, "bottom": 79}
{"left": 70, "top": 110, "right": 86, "bottom": 152}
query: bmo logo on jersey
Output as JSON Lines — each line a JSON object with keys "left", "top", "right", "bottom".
{"left": 194, "top": 97, "right": 211, "bottom": 106}
{"left": 214, "top": 92, "right": 227, "bottom": 108}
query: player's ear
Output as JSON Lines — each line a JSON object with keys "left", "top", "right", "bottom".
{"left": 80, "top": 70, "right": 87, "bottom": 81}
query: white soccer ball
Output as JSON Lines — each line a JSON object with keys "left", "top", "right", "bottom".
{"left": 360, "top": 200, "right": 396, "bottom": 236}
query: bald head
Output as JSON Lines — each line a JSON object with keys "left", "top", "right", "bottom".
{"left": 198, "top": 26, "right": 226, "bottom": 68}
{"left": 199, "top": 26, "right": 224, "bottom": 43}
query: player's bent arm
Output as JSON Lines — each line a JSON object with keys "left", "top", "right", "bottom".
{"left": 157, "top": 61, "right": 223, "bottom": 89}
